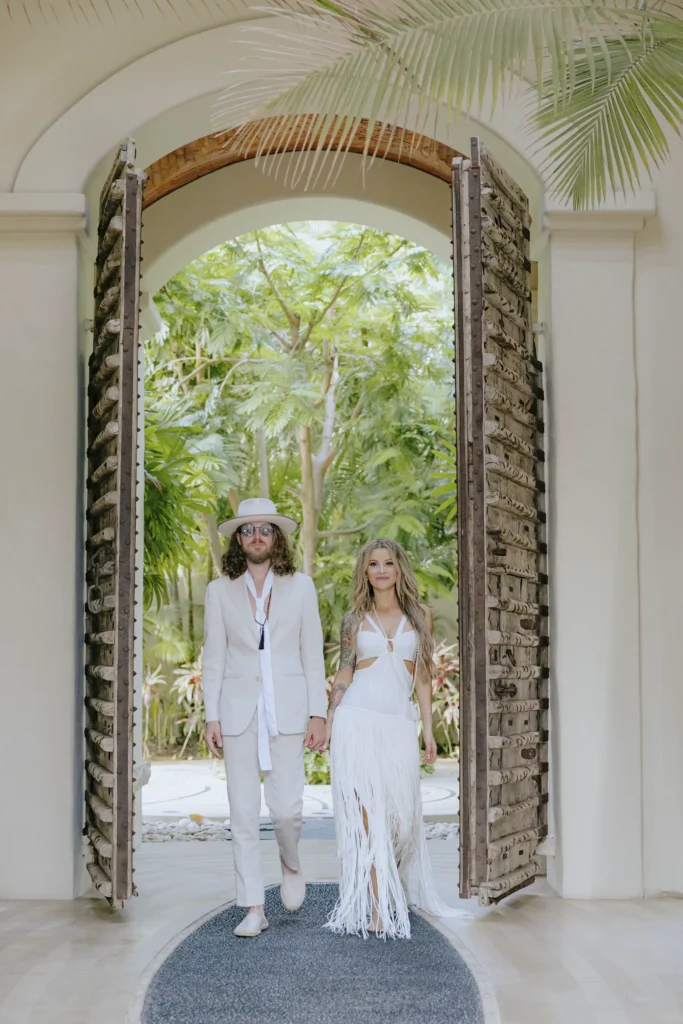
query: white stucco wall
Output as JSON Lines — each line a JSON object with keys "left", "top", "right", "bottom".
{"left": 0, "top": 11, "right": 681, "bottom": 900}
{"left": 634, "top": 153, "right": 683, "bottom": 896}
{"left": 0, "top": 205, "right": 85, "bottom": 898}
{"left": 542, "top": 205, "right": 646, "bottom": 897}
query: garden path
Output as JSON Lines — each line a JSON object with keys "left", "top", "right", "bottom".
{"left": 141, "top": 757, "right": 459, "bottom": 821}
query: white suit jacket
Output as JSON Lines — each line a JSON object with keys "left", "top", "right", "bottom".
{"left": 202, "top": 571, "right": 327, "bottom": 736}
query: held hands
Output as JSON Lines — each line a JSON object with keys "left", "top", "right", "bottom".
{"left": 421, "top": 733, "right": 437, "bottom": 766}
{"left": 320, "top": 712, "right": 334, "bottom": 753}
{"left": 305, "top": 716, "right": 327, "bottom": 752}
{"left": 205, "top": 721, "right": 223, "bottom": 759}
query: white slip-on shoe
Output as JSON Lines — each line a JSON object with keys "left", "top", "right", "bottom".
{"left": 280, "top": 871, "right": 306, "bottom": 911}
{"left": 233, "top": 912, "right": 269, "bottom": 937}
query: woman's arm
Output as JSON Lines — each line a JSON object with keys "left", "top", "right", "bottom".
{"left": 321, "top": 612, "right": 356, "bottom": 750}
{"left": 413, "top": 606, "right": 437, "bottom": 765}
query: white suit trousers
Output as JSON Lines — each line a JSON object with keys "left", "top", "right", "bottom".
{"left": 223, "top": 710, "right": 305, "bottom": 907}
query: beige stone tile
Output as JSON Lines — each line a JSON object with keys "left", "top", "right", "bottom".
{"left": 0, "top": 840, "right": 681, "bottom": 1024}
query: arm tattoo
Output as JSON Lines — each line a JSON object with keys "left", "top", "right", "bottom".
{"left": 339, "top": 613, "right": 356, "bottom": 671}
{"left": 328, "top": 613, "right": 356, "bottom": 712}
{"left": 328, "top": 682, "right": 347, "bottom": 711}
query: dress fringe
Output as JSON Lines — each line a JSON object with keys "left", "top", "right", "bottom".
{"left": 326, "top": 704, "right": 459, "bottom": 940}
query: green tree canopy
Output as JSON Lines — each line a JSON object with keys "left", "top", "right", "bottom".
{"left": 145, "top": 221, "right": 458, "bottom": 639}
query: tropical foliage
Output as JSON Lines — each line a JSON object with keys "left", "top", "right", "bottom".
{"left": 218, "top": 0, "right": 683, "bottom": 209}
{"left": 143, "top": 221, "right": 460, "bottom": 759}
{"left": 143, "top": 640, "right": 460, "bottom": 778}
{"left": 144, "top": 402, "right": 218, "bottom": 610}
{"left": 11, "top": 0, "right": 683, "bottom": 208}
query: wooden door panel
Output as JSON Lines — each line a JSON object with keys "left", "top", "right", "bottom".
{"left": 454, "top": 139, "right": 549, "bottom": 906}
{"left": 84, "top": 140, "right": 144, "bottom": 909}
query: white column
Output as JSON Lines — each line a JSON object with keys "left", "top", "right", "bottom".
{"left": 539, "top": 195, "right": 656, "bottom": 898}
{"left": 633, "top": 162, "right": 683, "bottom": 896}
{"left": 0, "top": 194, "right": 86, "bottom": 898}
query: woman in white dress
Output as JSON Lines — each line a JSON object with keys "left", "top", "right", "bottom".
{"left": 323, "top": 538, "right": 455, "bottom": 939}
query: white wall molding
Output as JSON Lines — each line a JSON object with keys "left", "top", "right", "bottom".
{"left": 542, "top": 191, "right": 657, "bottom": 236}
{"left": 0, "top": 193, "right": 87, "bottom": 234}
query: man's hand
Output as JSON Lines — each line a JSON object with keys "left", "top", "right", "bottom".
{"left": 205, "top": 720, "right": 223, "bottom": 759}
{"left": 305, "top": 717, "right": 326, "bottom": 752}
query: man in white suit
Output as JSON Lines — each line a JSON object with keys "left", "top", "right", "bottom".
{"left": 203, "top": 498, "right": 327, "bottom": 937}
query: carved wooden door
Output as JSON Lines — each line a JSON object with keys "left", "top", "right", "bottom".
{"left": 83, "top": 139, "right": 144, "bottom": 909}
{"left": 453, "top": 138, "right": 549, "bottom": 905}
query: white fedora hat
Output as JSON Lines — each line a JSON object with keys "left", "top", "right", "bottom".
{"left": 218, "top": 498, "right": 299, "bottom": 538}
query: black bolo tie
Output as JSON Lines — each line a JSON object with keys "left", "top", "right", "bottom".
{"left": 255, "top": 594, "right": 271, "bottom": 650}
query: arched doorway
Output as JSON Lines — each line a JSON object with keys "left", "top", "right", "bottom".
{"left": 143, "top": 118, "right": 463, "bottom": 207}
{"left": 83, "top": 119, "right": 548, "bottom": 910}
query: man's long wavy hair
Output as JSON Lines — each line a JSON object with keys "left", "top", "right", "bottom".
{"left": 350, "top": 538, "right": 434, "bottom": 682}
{"left": 222, "top": 525, "right": 297, "bottom": 580}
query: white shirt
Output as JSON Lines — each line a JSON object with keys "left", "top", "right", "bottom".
{"left": 244, "top": 569, "right": 279, "bottom": 770}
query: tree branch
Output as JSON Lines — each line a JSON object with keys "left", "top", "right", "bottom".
{"left": 363, "top": 239, "right": 410, "bottom": 278}
{"left": 319, "top": 450, "right": 338, "bottom": 476}
{"left": 297, "top": 231, "right": 369, "bottom": 351}
{"left": 317, "top": 518, "right": 379, "bottom": 538}
{"left": 312, "top": 351, "right": 340, "bottom": 510}
{"left": 318, "top": 363, "right": 339, "bottom": 466}
{"left": 175, "top": 360, "right": 214, "bottom": 388}
{"left": 266, "top": 326, "right": 290, "bottom": 349}
{"left": 283, "top": 485, "right": 301, "bottom": 503}
{"left": 298, "top": 278, "right": 347, "bottom": 350}
{"left": 216, "top": 358, "right": 274, "bottom": 398}
{"left": 255, "top": 233, "right": 298, "bottom": 342}
{"left": 321, "top": 338, "right": 333, "bottom": 395}
{"left": 169, "top": 339, "right": 191, "bottom": 395}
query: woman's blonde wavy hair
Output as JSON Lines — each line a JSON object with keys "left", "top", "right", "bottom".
{"left": 351, "top": 538, "right": 434, "bottom": 682}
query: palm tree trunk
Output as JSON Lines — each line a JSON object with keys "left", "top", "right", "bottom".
{"left": 202, "top": 512, "right": 224, "bottom": 576}
{"left": 299, "top": 424, "right": 318, "bottom": 576}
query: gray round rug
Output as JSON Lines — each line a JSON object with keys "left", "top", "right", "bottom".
{"left": 141, "top": 884, "right": 484, "bottom": 1024}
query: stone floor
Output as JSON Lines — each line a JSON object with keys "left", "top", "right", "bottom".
{"left": 1, "top": 840, "right": 682, "bottom": 1024}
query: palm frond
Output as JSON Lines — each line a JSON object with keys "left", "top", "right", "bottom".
{"left": 532, "top": 22, "right": 683, "bottom": 205}
{"left": 216, "top": 0, "right": 647, "bottom": 191}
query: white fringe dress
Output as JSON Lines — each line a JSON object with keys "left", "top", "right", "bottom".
{"left": 326, "top": 614, "right": 457, "bottom": 940}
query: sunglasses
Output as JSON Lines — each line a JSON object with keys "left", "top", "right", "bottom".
{"left": 239, "top": 523, "right": 274, "bottom": 538}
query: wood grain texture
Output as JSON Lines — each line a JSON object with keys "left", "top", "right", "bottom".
{"left": 143, "top": 117, "right": 465, "bottom": 208}
{"left": 84, "top": 138, "right": 142, "bottom": 910}
{"left": 455, "top": 138, "right": 549, "bottom": 907}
